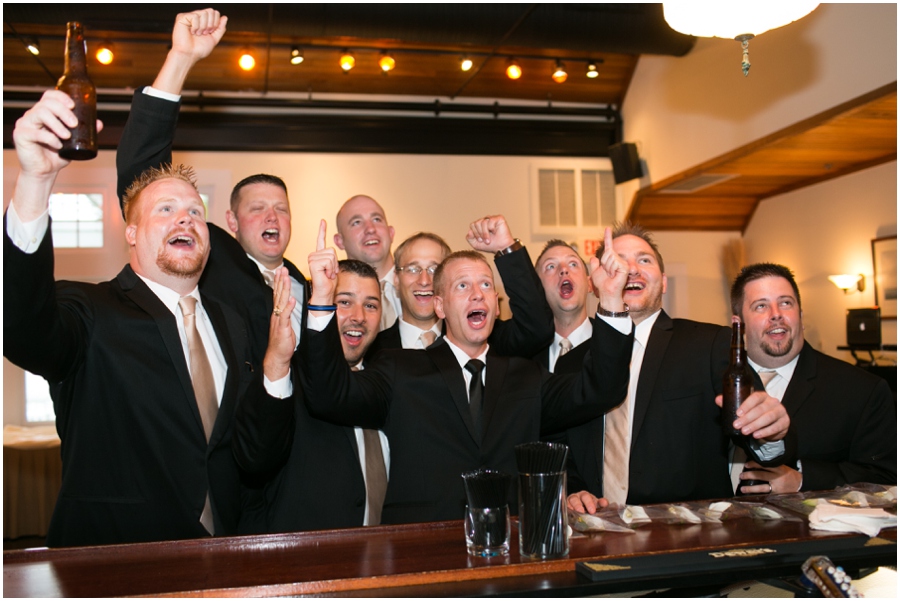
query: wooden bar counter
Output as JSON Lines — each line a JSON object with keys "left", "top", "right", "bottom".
{"left": 4, "top": 505, "right": 895, "bottom": 597}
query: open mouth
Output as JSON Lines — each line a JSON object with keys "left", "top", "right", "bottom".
{"left": 168, "top": 234, "right": 195, "bottom": 247}
{"left": 467, "top": 309, "right": 487, "bottom": 327}
{"left": 766, "top": 326, "right": 788, "bottom": 337}
{"left": 364, "top": 239, "right": 380, "bottom": 247}
{"left": 413, "top": 290, "right": 434, "bottom": 299}
{"left": 559, "top": 279, "right": 574, "bottom": 298}
{"left": 262, "top": 228, "right": 279, "bottom": 242}
{"left": 342, "top": 329, "right": 365, "bottom": 346}
{"left": 624, "top": 281, "right": 645, "bottom": 292}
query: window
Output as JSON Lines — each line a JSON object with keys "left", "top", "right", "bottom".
{"left": 49, "top": 192, "right": 103, "bottom": 248}
{"left": 25, "top": 371, "right": 55, "bottom": 423}
{"left": 531, "top": 164, "right": 616, "bottom": 235}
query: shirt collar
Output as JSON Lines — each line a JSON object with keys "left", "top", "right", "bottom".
{"left": 634, "top": 309, "right": 662, "bottom": 347}
{"left": 136, "top": 274, "right": 201, "bottom": 317}
{"left": 398, "top": 318, "right": 442, "bottom": 346}
{"left": 554, "top": 316, "right": 593, "bottom": 349}
{"left": 444, "top": 338, "right": 488, "bottom": 369}
{"left": 247, "top": 253, "right": 284, "bottom": 275}
{"left": 748, "top": 353, "right": 800, "bottom": 382}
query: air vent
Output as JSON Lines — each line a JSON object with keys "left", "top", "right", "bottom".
{"left": 659, "top": 173, "right": 739, "bottom": 194}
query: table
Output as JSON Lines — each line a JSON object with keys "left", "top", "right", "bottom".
{"left": 3, "top": 501, "right": 895, "bottom": 597}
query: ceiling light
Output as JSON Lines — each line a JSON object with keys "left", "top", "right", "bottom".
{"left": 290, "top": 47, "right": 304, "bottom": 65}
{"left": 340, "top": 50, "right": 355, "bottom": 72}
{"left": 239, "top": 49, "right": 256, "bottom": 71}
{"left": 586, "top": 62, "right": 599, "bottom": 78}
{"left": 506, "top": 59, "right": 522, "bottom": 80}
{"left": 662, "top": 1, "right": 820, "bottom": 76}
{"left": 95, "top": 42, "right": 114, "bottom": 65}
{"left": 552, "top": 60, "right": 567, "bottom": 83}
{"left": 828, "top": 274, "right": 865, "bottom": 294}
{"left": 25, "top": 38, "right": 40, "bottom": 56}
{"left": 460, "top": 56, "right": 473, "bottom": 72}
{"left": 379, "top": 53, "right": 395, "bottom": 73}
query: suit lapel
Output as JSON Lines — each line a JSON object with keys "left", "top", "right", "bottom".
{"left": 203, "top": 298, "right": 240, "bottom": 448}
{"left": 631, "top": 311, "right": 672, "bottom": 447}
{"left": 118, "top": 267, "right": 205, "bottom": 439}
{"left": 482, "top": 352, "right": 508, "bottom": 445}
{"left": 780, "top": 343, "right": 816, "bottom": 416}
{"left": 429, "top": 340, "right": 480, "bottom": 444}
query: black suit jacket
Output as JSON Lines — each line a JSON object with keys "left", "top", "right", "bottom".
{"left": 3, "top": 217, "right": 279, "bottom": 547}
{"left": 776, "top": 342, "right": 895, "bottom": 490}
{"left": 367, "top": 246, "right": 554, "bottom": 358}
{"left": 299, "top": 314, "right": 631, "bottom": 524}
{"left": 116, "top": 88, "right": 308, "bottom": 366}
{"left": 560, "top": 311, "right": 736, "bottom": 505}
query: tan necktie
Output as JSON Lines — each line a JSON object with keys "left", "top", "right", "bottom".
{"left": 352, "top": 366, "right": 387, "bottom": 525}
{"left": 262, "top": 270, "right": 276, "bottom": 288}
{"left": 603, "top": 339, "right": 641, "bottom": 505}
{"left": 379, "top": 280, "right": 397, "bottom": 331}
{"left": 730, "top": 369, "right": 779, "bottom": 492}
{"left": 178, "top": 296, "right": 218, "bottom": 535}
{"left": 419, "top": 330, "right": 437, "bottom": 349}
{"left": 559, "top": 338, "right": 573, "bottom": 356}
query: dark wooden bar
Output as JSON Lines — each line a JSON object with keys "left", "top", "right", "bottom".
{"left": 4, "top": 507, "right": 895, "bottom": 597}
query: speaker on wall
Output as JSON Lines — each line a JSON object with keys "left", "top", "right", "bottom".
{"left": 608, "top": 142, "right": 644, "bottom": 184}
{"left": 847, "top": 307, "right": 881, "bottom": 349}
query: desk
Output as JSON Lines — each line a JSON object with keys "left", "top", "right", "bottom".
{"left": 3, "top": 501, "right": 895, "bottom": 597}
{"left": 3, "top": 425, "right": 61, "bottom": 540}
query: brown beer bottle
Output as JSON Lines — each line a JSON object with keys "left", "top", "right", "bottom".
{"left": 56, "top": 22, "right": 97, "bottom": 160}
{"left": 721, "top": 318, "right": 754, "bottom": 440}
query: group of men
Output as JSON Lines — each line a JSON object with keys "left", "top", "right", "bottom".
{"left": 4, "top": 9, "right": 895, "bottom": 548}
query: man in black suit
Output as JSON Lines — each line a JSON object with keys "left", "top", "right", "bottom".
{"left": 3, "top": 91, "right": 296, "bottom": 547}
{"left": 115, "top": 8, "right": 308, "bottom": 367}
{"left": 367, "top": 217, "right": 554, "bottom": 358}
{"left": 297, "top": 225, "right": 633, "bottom": 524}
{"left": 730, "top": 263, "right": 896, "bottom": 494}
{"left": 234, "top": 257, "right": 390, "bottom": 530}
{"left": 559, "top": 224, "right": 790, "bottom": 512}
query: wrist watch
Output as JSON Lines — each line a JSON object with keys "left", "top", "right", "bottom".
{"left": 597, "top": 304, "right": 629, "bottom": 318}
{"left": 495, "top": 239, "right": 522, "bottom": 257}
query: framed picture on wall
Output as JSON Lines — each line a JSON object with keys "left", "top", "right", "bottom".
{"left": 872, "top": 235, "right": 897, "bottom": 320}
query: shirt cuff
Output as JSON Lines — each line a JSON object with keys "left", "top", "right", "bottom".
{"left": 307, "top": 311, "right": 334, "bottom": 331}
{"left": 751, "top": 439, "right": 785, "bottom": 461}
{"left": 595, "top": 313, "right": 633, "bottom": 336}
{"left": 6, "top": 202, "right": 49, "bottom": 254}
{"left": 263, "top": 373, "right": 293, "bottom": 399}
{"left": 142, "top": 86, "right": 181, "bottom": 102}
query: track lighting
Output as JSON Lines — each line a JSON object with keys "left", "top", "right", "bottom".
{"left": 552, "top": 60, "right": 567, "bottom": 83}
{"left": 290, "top": 47, "right": 304, "bottom": 65}
{"left": 25, "top": 37, "right": 40, "bottom": 56}
{"left": 239, "top": 49, "right": 256, "bottom": 71}
{"left": 95, "top": 42, "right": 114, "bottom": 65}
{"left": 340, "top": 50, "right": 355, "bottom": 72}
{"left": 586, "top": 62, "right": 599, "bottom": 78}
{"left": 460, "top": 56, "right": 473, "bottom": 72}
{"left": 379, "top": 53, "right": 395, "bottom": 73}
{"left": 506, "top": 59, "right": 522, "bottom": 80}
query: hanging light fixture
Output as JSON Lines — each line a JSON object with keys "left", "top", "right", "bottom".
{"left": 586, "top": 62, "right": 599, "bottom": 78}
{"left": 238, "top": 49, "right": 256, "bottom": 71}
{"left": 551, "top": 60, "right": 568, "bottom": 83}
{"left": 340, "top": 50, "right": 355, "bottom": 72}
{"left": 95, "top": 42, "right": 114, "bottom": 65}
{"left": 460, "top": 56, "right": 473, "bottom": 72}
{"left": 25, "top": 37, "right": 40, "bottom": 56}
{"left": 662, "top": 2, "right": 820, "bottom": 76}
{"left": 379, "top": 53, "right": 396, "bottom": 73}
{"left": 506, "top": 59, "right": 522, "bottom": 80}
{"left": 290, "top": 47, "right": 304, "bottom": 65}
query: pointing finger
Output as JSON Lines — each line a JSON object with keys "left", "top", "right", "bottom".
{"left": 316, "top": 219, "right": 327, "bottom": 251}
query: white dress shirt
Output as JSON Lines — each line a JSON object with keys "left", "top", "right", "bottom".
{"left": 398, "top": 318, "right": 443, "bottom": 349}
{"left": 547, "top": 317, "right": 594, "bottom": 373}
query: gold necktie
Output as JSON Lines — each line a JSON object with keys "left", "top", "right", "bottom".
{"left": 758, "top": 369, "right": 778, "bottom": 389}
{"left": 603, "top": 339, "right": 640, "bottom": 505}
{"left": 419, "top": 330, "right": 437, "bottom": 348}
{"left": 379, "top": 280, "right": 397, "bottom": 331}
{"left": 262, "top": 270, "right": 276, "bottom": 288}
{"left": 352, "top": 366, "right": 387, "bottom": 525}
{"left": 559, "top": 338, "right": 573, "bottom": 356}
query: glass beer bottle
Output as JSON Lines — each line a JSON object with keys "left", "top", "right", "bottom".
{"left": 56, "top": 22, "right": 97, "bottom": 160}
{"left": 721, "top": 318, "right": 754, "bottom": 439}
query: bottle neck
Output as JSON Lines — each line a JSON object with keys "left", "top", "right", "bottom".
{"left": 64, "top": 25, "right": 88, "bottom": 75}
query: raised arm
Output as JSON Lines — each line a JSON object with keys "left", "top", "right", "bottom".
{"left": 466, "top": 215, "right": 554, "bottom": 357}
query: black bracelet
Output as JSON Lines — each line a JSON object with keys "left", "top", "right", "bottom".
{"left": 495, "top": 238, "right": 523, "bottom": 257}
{"left": 307, "top": 304, "right": 337, "bottom": 312}
{"left": 597, "top": 304, "right": 629, "bottom": 318}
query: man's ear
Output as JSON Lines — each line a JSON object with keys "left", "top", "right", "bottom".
{"left": 388, "top": 225, "right": 395, "bottom": 243}
{"left": 334, "top": 232, "right": 345, "bottom": 250}
{"left": 125, "top": 224, "right": 137, "bottom": 247}
{"left": 225, "top": 210, "right": 239, "bottom": 234}
{"left": 434, "top": 295, "right": 445, "bottom": 319}
{"left": 661, "top": 274, "right": 668, "bottom": 295}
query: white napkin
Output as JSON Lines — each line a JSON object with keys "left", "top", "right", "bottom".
{"left": 808, "top": 500, "right": 897, "bottom": 537}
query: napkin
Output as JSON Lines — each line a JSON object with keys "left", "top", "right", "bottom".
{"left": 808, "top": 500, "right": 897, "bottom": 537}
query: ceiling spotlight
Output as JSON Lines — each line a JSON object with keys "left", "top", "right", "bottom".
{"left": 290, "top": 47, "right": 304, "bottom": 65}
{"left": 379, "top": 53, "right": 395, "bottom": 73}
{"left": 460, "top": 56, "right": 473, "bottom": 72}
{"left": 552, "top": 60, "right": 568, "bottom": 83}
{"left": 95, "top": 42, "right": 114, "bottom": 65}
{"left": 25, "top": 38, "right": 40, "bottom": 56}
{"left": 239, "top": 49, "right": 256, "bottom": 71}
{"left": 340, "top": 50, "right": 355, "bottom": 72}
{"left": 506, "top": 59, "right": 522, "bottom": 80}
{"left": 586, "top": 62, "right": 599, "bottom": 78}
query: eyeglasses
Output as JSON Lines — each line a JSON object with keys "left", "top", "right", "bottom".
{"left": 396, "top": 264, "right": 438, "bottom": 276}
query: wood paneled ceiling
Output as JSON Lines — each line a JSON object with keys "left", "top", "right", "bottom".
{"left": 626, "top": 82, "right": 898, "bottom": 232}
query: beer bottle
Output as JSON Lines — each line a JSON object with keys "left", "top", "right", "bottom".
{"left": 56, "top": 22, "right": 97, "bottom": 160}
{"left": 721, "top": 318, "right": 754, "bottom": 439}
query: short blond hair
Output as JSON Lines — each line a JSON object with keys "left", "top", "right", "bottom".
{"left": 122, "top": 163, "right": 199, "bottom": 224}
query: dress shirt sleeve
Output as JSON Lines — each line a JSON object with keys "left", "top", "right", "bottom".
{"left": 596, "top": 313, "right": 633, "bottom": 336}
{"left": 142, "top": 86, "right": 181, "bottom": 102}
{"left": 307, "top": 311, "right": 334, "bottom": 331}
{"left": 5, "top": 203, "right": 49, "bottom": 254}
{"left": 264, "top": 373, "right": 293, "bottom": 399}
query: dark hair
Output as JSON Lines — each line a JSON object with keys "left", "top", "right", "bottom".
{"left": 230, "top": 174, "right": 288, "bottom": 212}
{"left": 594, "top": 221, "right": 665, "bottom": 273}
{"left": 433, "top": 250, "right": 490, "bottom": 296}
{"left": 534, "top": 239, "right": 585, "bottom": 269}
{"left": 394, "top": 232, "right": 453, "bottom": 268}
{"left": 730, "top": 263, "right": 802, "bottom": 315}
{"left": 338, "top": 259, "right": 379, "bottom": 281}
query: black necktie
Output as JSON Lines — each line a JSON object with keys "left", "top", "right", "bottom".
{"left": 465, "top": 359, "right": 485, "bottom": 438}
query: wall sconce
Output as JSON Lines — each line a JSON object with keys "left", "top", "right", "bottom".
{"left": 460, "top": 56, "right": 473, "bottom": 72}
{"left": 379, "top": 53, "right": 396, "bottom": 73}
{"left": 290, "top": 47, "right": 304, "bottom": 65}
{"left": 340, "top": 50, "right": 355, "bottom": 72}
{"left": 238, "top": 49, "right": 256, "bottom": 71}
{"left": 828, "top": 274, "right": 865, "bottom": 294}
{"left": 506, "top": 59, "right": 522, "bottom": 80}
{"left": 551, "top": 60, "right": 568, "bottom": 83}
{"left": 95, "top": 42, "right": 114, "bottom": 65}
